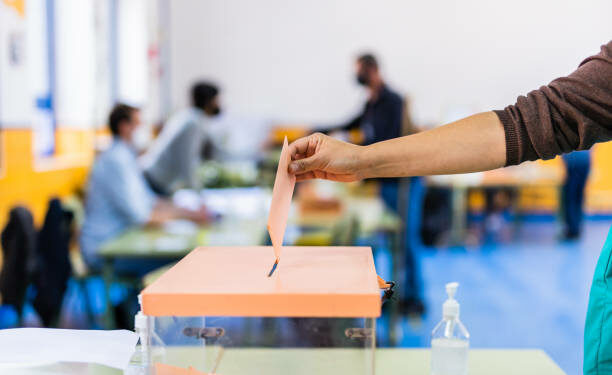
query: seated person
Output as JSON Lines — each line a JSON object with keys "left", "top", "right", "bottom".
{"left": 80, "top": 104, "right": 208, "bottom": 274}
{"left": 141, "top": 82, "right": 222, "bottom": 195}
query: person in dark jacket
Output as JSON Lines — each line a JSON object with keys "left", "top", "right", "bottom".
{"left": 321, "top": 53, "right": 425, "bottom": 314}
{"left": 330, "top": 53, "right": 403, "bottom": 146}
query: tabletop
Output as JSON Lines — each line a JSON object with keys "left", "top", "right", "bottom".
{"left": 99, "top": 187, "right": 399, "bottom": 260}
{"left": 292, "top": 196, "right": 401, "bottom": 233}
{"left": 0, "top": 348, "right": 566, "bottom": 375}
{"left": 99, "top": 218, "right": 268, "bottom": 259}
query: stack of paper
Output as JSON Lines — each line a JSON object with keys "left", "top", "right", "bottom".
{"left": 0, "top": 328, "right": 138, "bottom": 370}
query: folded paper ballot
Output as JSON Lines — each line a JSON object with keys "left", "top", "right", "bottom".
{"left": 0, "top": 328, "right": 138, "bottom": 370}
{"left": 267, "top": 136, "right": 296, "bottom": 262}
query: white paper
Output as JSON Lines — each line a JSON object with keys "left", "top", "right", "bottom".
{"left": 0, "top": 328, "right": 138, "bottom": 370}
{"left": 0, "top": 362, "right": 101, "bottom": 375}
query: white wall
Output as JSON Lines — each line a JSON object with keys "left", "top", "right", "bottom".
{"left": 169, "top": 0, "right": 612, "bottom": 126}
{"left": 0, "top": 3, "right": 29, "bottom": 126}
{"left": 117, "top": 0, "right": 147, "bottom": 106}
{"left": 55, "top": 0, "right": 96, "bottom": 128}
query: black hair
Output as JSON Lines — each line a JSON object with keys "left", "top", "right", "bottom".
{"left": 191, "top": 82, "right": 219, "bottom": 110}
{"left": 357, "top": 53, "right": 378, "bottom": 70}
{"left": 109, "top": 103, "right": 138, "bottom": 136}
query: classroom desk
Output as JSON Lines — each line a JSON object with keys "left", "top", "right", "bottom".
{"left": 2, "top": 348, "right": 566, "bottom": 375}
{"left": 97, "top": 217, "right": 267, "bottom": 328}
{"left": 99, "top": 219, "right": 267, "bottom": 258}
{"left": 427, "top": 161, "right": 564, "bottom": 246}
{"left": 291, "top": 196, "right": 401, "bottom": 234}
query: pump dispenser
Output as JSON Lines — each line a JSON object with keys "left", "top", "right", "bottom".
{"left": 125, "top": 295, "right": 165, "bottom": 375}
{"left": 431, "top": 282, "right": 469, "bottom": 375}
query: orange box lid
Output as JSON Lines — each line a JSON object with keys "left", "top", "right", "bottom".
{"left": 141, "top": 246, "right": 381, "bottom": 318}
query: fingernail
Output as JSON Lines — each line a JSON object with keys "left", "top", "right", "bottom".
{"left": 288, "top": 163, "right": 297, "bottom": 173}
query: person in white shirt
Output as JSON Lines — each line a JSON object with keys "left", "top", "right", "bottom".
{"left": 141, "top": 82, "right": 222, "bottom": 195}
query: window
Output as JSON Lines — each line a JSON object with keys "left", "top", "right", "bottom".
{"left": 27, "top": 0, "right": 55, "bottom": 157}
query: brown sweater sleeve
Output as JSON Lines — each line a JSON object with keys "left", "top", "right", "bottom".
{"left": 495, "top": 41, "right": 612, "bottom": 166}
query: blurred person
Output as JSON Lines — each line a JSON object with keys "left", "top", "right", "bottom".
{"left": 322, "top": 53, "right": 424, "bottom": 315}
{"left": 80, "top": 104, "right": 208, "bottom": 274}
{"left": 286, "top": 42, "right": 610, "bottom": 375}
{"left": 561, "top": 150, "right": 591, "bottom": 240}
{"left": 141, "top": 82, "right": 222, "bottom": 195}
{"left": 323, "top": 53, "right": 403, "bottom": 144}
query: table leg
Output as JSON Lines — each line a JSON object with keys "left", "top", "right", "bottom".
{"left": 449, "top": 186, "right": 468, "bottom": 246}
{"left": 388, "top": 228, "right": 402, "bottom": 347}
{"left": 102, "top": 258, "right": 116, "bottom": 329}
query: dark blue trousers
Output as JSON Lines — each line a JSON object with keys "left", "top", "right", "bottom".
{"left": 380, "top": 177, "right": 425, "bottom": 301}
{"left": 562, "top": 151, "right": 591, "bottom": 237}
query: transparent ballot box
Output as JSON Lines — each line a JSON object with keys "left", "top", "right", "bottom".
{"left": 131, "top": 246, "right": 389, "bottom": 375}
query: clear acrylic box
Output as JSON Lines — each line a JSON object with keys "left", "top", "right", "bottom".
{"left": 131, "top": 246, "right": 385, "bottom": 375}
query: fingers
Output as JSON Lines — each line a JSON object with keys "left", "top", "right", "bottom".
{"left": 295, "top": 170, "right": 357, "bottom": 182}
{"left": 288, "top": 133, "right": 325, "bottom": 159}
{"left": 288, "top": 135, "right": 314, "bottom": 160}
{"left": 288, "top": 154, "right": 319, "bottom": 174}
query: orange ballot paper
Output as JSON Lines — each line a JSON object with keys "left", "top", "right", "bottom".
{"left": 267, "top": 136, "right": 296, "bottom": 263}
{"left": 155, "top": 363, "right": 210, "bottom": 375}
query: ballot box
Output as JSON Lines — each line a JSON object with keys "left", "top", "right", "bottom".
{"left": 133, "top": 245, "right": 387, "bottom": 375}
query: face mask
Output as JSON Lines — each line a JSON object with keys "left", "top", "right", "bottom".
{"left": 131, "top": 125, "right": 151, "bottom": 152}
{"left": 356, "top": 73, "right": 369, "bottom": 86}
{"left": 206, "top": 105, "right": 221, "bottom": 116}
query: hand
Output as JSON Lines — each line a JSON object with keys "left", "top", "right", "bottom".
{"left": 287, "top": 133, "right": 365, "bottom": 182}
{"left": 186, "top": 205, "right": 211, "bottom": 224}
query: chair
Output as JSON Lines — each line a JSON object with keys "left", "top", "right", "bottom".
{"left": 63, "top": 194, "right": 99, "bottom": 328}
{"left": 0, "top": 206, "right": 37, "bottom": 325}
{"left": 32, "top": 198, "right": 73, "bottom": 327}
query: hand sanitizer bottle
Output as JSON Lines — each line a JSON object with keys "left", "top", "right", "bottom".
{"left": 431, "top": 282, "right": 469, "bottom": 375}
{"left": 125, "top": 311, "right": 152, "bottom": 375}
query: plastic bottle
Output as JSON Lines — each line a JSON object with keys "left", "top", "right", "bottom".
{"left": 431, "top": 282, "right": 469, "bottom": 375}
{"left": 125, "top": 296, "right": 165, "bottom": 375}
{"left": 125, "top": 311, "right": 153, "bottom": 375}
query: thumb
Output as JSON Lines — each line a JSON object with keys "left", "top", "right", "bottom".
{"left": 288, "top": 154, "right": 320, "bottom": 174}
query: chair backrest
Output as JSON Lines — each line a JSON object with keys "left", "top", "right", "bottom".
{"left": 33, "top": 198, "right": 73, "bottom": 327}
{"left": 0, "top": 206, "right": 36, "bottom": 319}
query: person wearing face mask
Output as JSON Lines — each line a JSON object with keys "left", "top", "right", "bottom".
{"left": 141, "top": 82, "right": 222, "bottom": 195}
{"left": 80, "top": 104, "right": 209, "bottom": 274}
{"left": 325, "top": 53, "right": 404, "bottom": 145}
{"left": 319, "top": 53, "right": 425, "bottom": 315}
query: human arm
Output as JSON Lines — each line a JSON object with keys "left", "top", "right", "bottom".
{"left": 288, "top": 41, "right": 612, "bottom": 181}
{"left": 498, "top": 41, "right": 612, "bottom": 165}
{"left": 287, "top": 111, "right": 506, "bottom": 181}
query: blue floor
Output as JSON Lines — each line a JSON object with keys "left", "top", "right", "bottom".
{"left": 395, "top": 219, "right": 609, "bottom": 375}
{"left": 11, "top": 219, "right": 609, "bottom": 375}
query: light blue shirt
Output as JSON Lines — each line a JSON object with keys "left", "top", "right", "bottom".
{"left": 80, "top": 138, "right": 156, "bottom": 269}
